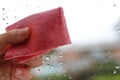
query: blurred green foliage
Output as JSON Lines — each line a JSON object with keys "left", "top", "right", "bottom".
{"left": 44, "top": 74, "right": 70, "bottom": 80}
{"left": 90, "top": 60, "right": 120, "bottom": 80}
{"left": 91, "top": 74, "right": 120, "bottom": 80}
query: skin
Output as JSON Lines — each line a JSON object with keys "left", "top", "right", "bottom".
{"left": 0, "top": 27, "right": 43, "bottom": 80}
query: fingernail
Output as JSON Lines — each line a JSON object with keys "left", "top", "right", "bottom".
{"left": 17, "top": 27, "right": 29, "bottom": 37}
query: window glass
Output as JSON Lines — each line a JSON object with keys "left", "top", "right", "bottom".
{"left": 0, "top": 0, "right": 120, "bottom": 80}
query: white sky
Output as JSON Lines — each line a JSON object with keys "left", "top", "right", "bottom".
{"left": 0, "top": 0, "right": 120, "bottom": 45}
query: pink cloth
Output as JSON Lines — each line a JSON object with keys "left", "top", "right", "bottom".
{"left": 5, "top": 7, "right": 71, "bottom": 63}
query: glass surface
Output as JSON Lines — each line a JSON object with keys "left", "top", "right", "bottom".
{"left": 0, "top": 0, "right": 120, "bottom": 80}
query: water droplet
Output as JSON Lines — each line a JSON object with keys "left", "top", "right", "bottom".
{"left": 36, "top": 6, "right": 39, "bottom": 8}
{"left": 113, "top": 70, "right": 117, "bottom": 74}
{"left": 46, "top": 56, "right": 50, "bottom": 60}
{"left": 57, "top": 62, "right": 62, "bottom": 66}
{"left": 116, "top": 26, "right": 119, "bottom": 28}
{"left": 25, "top": 4, "right": 28, "bottom": 7}
{"left": 109, "top": 54, "right": 113, "bottom": 58}
{"left": 14, "top": 16, "right": 17, "bottom": 18}
{"left": 6, "top": 16, "right": 8, "bottom": 18}
{"left": 64, "top": 74, "right": 66, "bottom": 77}
{"left": 56, "top": 71, "right": 58, "bottom": 75}
{"left": 115, "top": 66, "right": 119, "bottom": 69}
{"left": 68, "top": 76, "right": 72, "bottom": 79}
{"left": 48, "top": 77, "right": 50, "bottom": 80}
{"left": 37, "top": 69, "right": 40, "bottom": 72}
{"left": 2, "top": 8, "right": 5, "bottom": 11}
{"left": 42, "top": 60, "right": 45, "bottom": 64}
{"left": 6, "top": 22, "right": 9, "bottom": 25}
{"left": 113, "top": 4, "right": 116, "bottom": 7}
{"left": 63, "top": 68, "right": 67, "bottom": 73}
{"left": 2, "top": 18, "right": 5, "bottom": 20}
{"left": 47, "top": 64, "right": 50, "bottom": 68}
{"left": 51, "top": 65, "right": 54, "bottom": 69}
{"left": 59, "top": 55, "right": 63, "bottom": 59}
{"left": 116, "top": 25, "right": 120, "bottom": 32}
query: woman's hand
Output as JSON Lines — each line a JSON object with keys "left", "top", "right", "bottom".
{"left": 0, "top": 27, "right": 43, "bottom": 80}
{"left": 0, "top": 27, "right": 29, "bottom": 57}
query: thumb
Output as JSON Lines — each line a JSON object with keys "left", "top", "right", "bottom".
{"left": 0, "top": 27, "right": 30, "bottom": 50}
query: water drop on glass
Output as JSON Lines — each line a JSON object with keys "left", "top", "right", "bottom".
{"left": 46, "top": 56, "right": 50, "bottom": 60}
{"left": 56, "top": 71, "right": 58, "bottom": 75}
{"left": 115, "top": 66, "right": 119, "bottom": 69}
{"left": 59, "top": 55, "right": 63, "bottom": 59}
{"left": 6, "top": 16, "right": 8, "bottom": 18}
{"left": 113, "top": 4, "right": 116, "bottom": 7}
{"left": 63, "top": 74, "right": 66, "bottom": 77}
{"left": 47, "top": 64, "right": 50, "bottom": 68}
{"left": 48, "top": 77, "right": 50, "bottom": 80}
{"left": 57, "top": 62, "right": 62, "bottom": 66}
{"left": 2, "top": 18, "right": 5, "bottom": 20}
{"left": 117, "top": 26, "right": 120, "bottom": 29}
{"left": 36, "top": 6, "right": 39, "bottom": 8}
{"left": 68, "top": 76, "right": 72, "bottom": 79}
{"left": 113, "top": 70, "right": 117, "bottom": 74}
{"left": 63, "top": 68, "right": 67, "bottom": 73}
{"left": 2, "top": 8, "right": 5, "bottom": 11}
{"left": 37, "top": 69, "right": 40, "bottom": 72}
{"left": 14, "top": 16, "right": 17, "bottom": 18}
{"left": 25, "top": 4, "right": 28, "bottom": 7}
{"left": 51, "top": 65, "right": 54, "bottom": 69}
{"left": 42, "top": 60, "right": 45, "bottom": 64}
{"left": 6, "top": 22, "right": 9, "bottom": 25}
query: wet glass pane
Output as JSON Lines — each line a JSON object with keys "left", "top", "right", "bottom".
{"left": 0, "top": 0, "right": 120, "bottom": 80}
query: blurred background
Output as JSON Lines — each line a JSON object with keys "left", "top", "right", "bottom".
{"left": 1, "top": 0, "right": 120, "bottom": 80}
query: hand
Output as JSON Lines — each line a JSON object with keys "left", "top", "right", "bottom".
{"left": 0, "top": 27, "right": 43, "bottom": 80}
{"left": 0, "top": 27, "right": 29, "bottom": 57}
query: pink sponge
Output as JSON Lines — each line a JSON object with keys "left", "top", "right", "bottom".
{"left": 5, "top": 7, "right": 71, "bottom": 63}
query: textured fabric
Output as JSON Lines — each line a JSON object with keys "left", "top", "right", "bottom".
{"left": 5, "top": 7, "right": 71, "bottom": 63}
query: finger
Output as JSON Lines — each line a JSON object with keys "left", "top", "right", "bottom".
{"left": 5, "top": 27, "right": 30, "bottom": 44}
{"left": 0, "top": 27, "right": 30, "bottom": 50}
{"left": 0, "top": 27, "right": 30, "bottom": 57}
